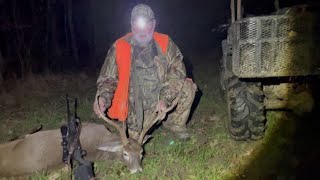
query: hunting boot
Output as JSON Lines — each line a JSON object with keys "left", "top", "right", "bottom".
{"left": 163, "top": 78, "right": 197, "bottom": 141}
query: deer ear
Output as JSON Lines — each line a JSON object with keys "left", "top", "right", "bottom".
{"left": 97, "top": 141, "right": 123, "bottom": 152}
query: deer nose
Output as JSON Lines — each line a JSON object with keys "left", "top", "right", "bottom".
{"left": 130, "top": 169, "right": 138, "bottom": 174}
{"left": 130, "top": 167, "right": 143, "bottom": 174}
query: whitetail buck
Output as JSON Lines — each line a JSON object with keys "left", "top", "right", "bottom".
{"left": 0, "top": 122, "right": 140, "bottom": 178}
{"left": 0, "top": 94, "right": 179, "bottom": 178}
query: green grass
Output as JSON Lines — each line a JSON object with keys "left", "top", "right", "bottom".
{"left": 89, "top": 129, "right": 234, "bottom": 180}
{"left": 0, "top": 49, "right": 311, "bottom": 179}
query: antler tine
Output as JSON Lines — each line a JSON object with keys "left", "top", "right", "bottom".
{"left": 138, "top": 81, "right": 188, "bottom": 144}
{"left": 138, "top": 95, "right": 180, "bottom": 144}
{"left": 97, "top": 98, "right": 129, "bottom": 145}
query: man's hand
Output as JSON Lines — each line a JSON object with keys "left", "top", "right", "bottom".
{"left": 156, "top": 100, "right": 168, "bottom": 120}
{"left": 93, "top": 96, "right": 111, "bottom": 117}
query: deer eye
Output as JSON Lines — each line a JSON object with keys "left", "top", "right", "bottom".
{"left": 123, "top": 152, "right": 129, "bottom": 160}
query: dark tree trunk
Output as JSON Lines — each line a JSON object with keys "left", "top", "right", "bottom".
{"left": 0, "top": 49, "right": 4, "bottom": 84}
{"left": 274, "top": 0, "right": 280, "bottom": 11}
{"left": 45, "top": 0, "right": 50, "bottom": 73}
{"left": 64, "top": 0, "right": 70, "bottom": 57}
{"left": 89, "top": 0, "right": 96, "bottom": 61}
{"left": 67, "top": 0, "right": 79, "bottom": 66}
{"left": 45, "top": 0, "right": 61, "bottom": 72}
{"left": 12, "top": 0, "right": 25, "bottom": 78}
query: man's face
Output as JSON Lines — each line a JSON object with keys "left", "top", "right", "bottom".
{"left": 131, "top": 17, "right": 155, "bottom": 46}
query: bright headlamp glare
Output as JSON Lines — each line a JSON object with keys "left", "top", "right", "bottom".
{"left": 136, "top": 17, "right": 147, "bottom": 29}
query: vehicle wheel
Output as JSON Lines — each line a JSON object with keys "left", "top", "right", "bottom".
{"left": 226, "top": 76, "right": 266, "bottom": 140}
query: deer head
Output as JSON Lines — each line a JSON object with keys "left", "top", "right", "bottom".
{"left": 96, "top": 99, "right": 143, "bottom": 174}
{"left": 95, "top": 90, "right": 181, "bottom": 174}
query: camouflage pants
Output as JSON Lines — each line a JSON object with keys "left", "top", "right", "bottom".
{"left": 127, "top": 78, "right": 197, "bottom": 139}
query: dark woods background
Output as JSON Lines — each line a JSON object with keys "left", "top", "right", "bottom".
{"left": 0, "top": 0, "right": 317, "bottom": 81}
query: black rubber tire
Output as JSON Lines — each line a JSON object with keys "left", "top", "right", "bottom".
{"left": 226, "top": 76, "right": 266, "bottom": 140}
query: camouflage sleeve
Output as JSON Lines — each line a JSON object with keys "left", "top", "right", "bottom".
{"left": 159, "top": 38, "right": 186, "bottom": 105}
{"left": 96, "top": 43, "right": 118, "bottom": 101}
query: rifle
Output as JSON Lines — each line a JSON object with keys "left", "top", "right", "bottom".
{"left": 60, "top": 94, "right": 95, "bottom": 180}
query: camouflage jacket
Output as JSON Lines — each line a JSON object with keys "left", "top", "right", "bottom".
{"left": 96, "top": 33, "right": 186, "bottom": 112}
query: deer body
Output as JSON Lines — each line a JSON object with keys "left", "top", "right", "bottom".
{"left": 0, "top": 123, "right": 131, "bottom": 178}
{"left": 0, "top": 86, "right": 182, "bottom": 178}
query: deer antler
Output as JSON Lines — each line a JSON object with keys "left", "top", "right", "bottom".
{"left": 138, "top": 91, "right": 182, "bottom": 144}
{"left": 96, "top": 96, "right": 129, "bottom": 145}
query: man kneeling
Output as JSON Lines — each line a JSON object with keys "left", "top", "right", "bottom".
{"left": 93, "top": 4, "right": 197, "bottom": 141}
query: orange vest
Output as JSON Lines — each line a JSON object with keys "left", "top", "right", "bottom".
{"left": 107, "top": 32, "right": 169, "bottom": 121}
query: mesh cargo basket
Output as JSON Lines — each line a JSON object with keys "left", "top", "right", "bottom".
{"left": 228, "top": 14, "right": 320, "bottom": 78}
